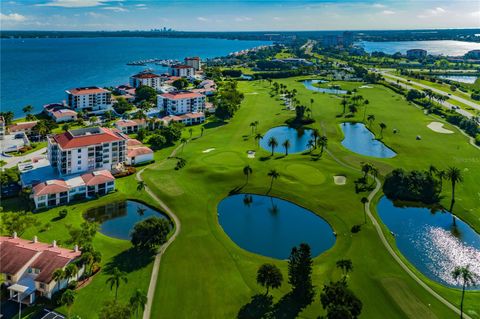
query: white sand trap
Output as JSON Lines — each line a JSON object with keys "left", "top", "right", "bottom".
{"left": 359, "top": 85, "right": 373, "bottom": 89}
{"left": 202, "top": 148, "right": 216, "bottom": 153}
{"left": 427, "top": 122, "right": 454, "bottom": 134}
{"left": 247, "top": 150, "right": 256, "bottom": 158}
{"left": 334, "top": 175, "right": 346, "bottom": 185}
{"left": 245, "top": 92, "right": 259, "bottom": 95}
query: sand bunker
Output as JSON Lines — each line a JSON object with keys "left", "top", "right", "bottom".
{"left": 359, "top": 85, "right": 373, "bottom": 89}
{"left": 245, "top": 92, "right": 259, "bottom": 95}
{"left": 202, "top": 148, "right": 216, "bottom": 153}
{"left": 427, "top": 122, "right": 454, "bottom": 134}
{"left": 333, "top": 175, "right": 346, "bottom": 185}
{"left": 247, "top": 150, "right": 256, "bottom": 158}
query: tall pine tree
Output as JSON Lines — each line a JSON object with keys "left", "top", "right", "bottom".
{"left": 288, "top": 243, "right": 315, "bottom": 303}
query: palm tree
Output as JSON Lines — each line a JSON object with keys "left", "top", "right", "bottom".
{"left": 307, "top": 139, "right": 315, "bottom": 152}
{"left": 249, "top": 122, "right": 256, "bottom": 134}
{"left": 137, "top": 180, "right": 145, "bottom": 192}
{"left": 254, "top": 121, "right": 259, "bottom": 133}
{"left": 423, "top": 89, "right": 434, "bottom": 105}
{"left": 361, "top": 197, "right": 369, "bottom": 224}
{"left": 180, "top": 137, "right": 188, "bottom": 153}
{"left": 256, "top": 263, "right": 283, "bottom": 295}
{"left": 429, "top": 165, "right": 438, "bottom": 177}
{"left": 52, "top": 268, "right": 65, "bottom": 292}
{"left": 446, "top": 167, "right": 463, "bottom": 220}
{"left": 106, "top": 267, "right": 128, "bottom": 302}
{"left": 267, "top": 169, "right": 280, "bottom": 192}
{"left": 243, "top": 165, "right": 253, "bottom": 184}
{"left": 267, "top": 137, "right": 278, "bottom": 156}
{"left": 379, "top": 122, "right": 387, "bottom": 139}
{"left": 137, "top": 207, "right": 146, "bottom": 216}
{"left": 452, "top": 265, "right": 478, "bottom": 319}
{"left": 200, "top": 126, "right": 205, "bottom": 137}
{"left": 62, "top": 123, "right": 70, "bottom": 132}
{"left": 282, "top": 139, "right": 291, "bottom": 156}
{"left": 60, "top": 289, "right": 76, "bottom": 318}
{"left": 22, "top": 105, "right": 33, "bottom": 115}
{"left": 361, "top": 162, "right": 372, "bottom": 183}
{"left": 336, "top": 259, "right": 353, "bottom": 277}
{"left": 130, "top": 289, "right": 148, "bottom": 319}
{"left": 65, "top": 263, "right": 78, "bottom": 285}
{"left": 254, "top": 133, "right": 263, "bottom": 148}
{"left": 317, "top": 135, "right": 328, "bottom": 156}
{"left": 362, "top": 99, "right": 370, "bottom": 122}
{"left": 310, "top": 98, "right": 314, "bottom": 109}
{"left": 367, "top": 114, "right": 375, "bottom": 128}
{"left": 188, "top": 128, "right": 193, "bottom": 138}
{"left": 312, "top": 129, "right": 320, "bottom": 148}
{"left": 436, "top": 170, "right": 446, "bottom": 192}
{"left": 341, "top": 96, "right": 348, "bottom": 114}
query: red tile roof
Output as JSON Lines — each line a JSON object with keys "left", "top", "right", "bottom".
{"left": 67, "top": 87, "right": 109, "bottom": 95}
{"left": 8, "top": 121, "right": 38, "bottom": 132}
{"left": 53, "top": 127, "right": 127, "bottom": 149}
{"left": 0, "top": 241, "right": 38, "bottom": 275}
{"left": 160, "top": 91, "right": 203, "bottom": 100}
{"left": 171, "top": 64, "right": 194, "bottom": 69}
{"left": 127, "top": 146, "right": 153, "bottom": 158}
{"left": 31, "top": 251, "right": 72, "bottom": 283}
{"left": 132, "top": 72, "right": 160, "bottom": 79}
{"left": 33, "top": 180, "right": 69, "bottom": 196}
{"left": 51, "top": 109, "right": 77, "bottom": 118}
{"left": 127, "top": 139, "right": 143, "bottom": 147}
{"left": 185, "top": 57, "right": 200, "bottom": 61}
{"left": 81, "top": 170, "right": 114, "bottom": 186}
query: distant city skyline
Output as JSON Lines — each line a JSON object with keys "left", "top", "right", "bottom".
{"left": 1, "top": 0, "right": 479, "bottom": 31}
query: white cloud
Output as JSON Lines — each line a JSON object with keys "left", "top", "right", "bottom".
{"left": 197, "top": 16, "right": 208, "bottom": 22}
{"left": 429, "top": 7, "right": 446, "bottom": 15}
{"left": 273, "top": 17, "right": 282, "bottom": 21}
{"left": 0, "top": 12, "right": 27, "bottom": 22}
{"left": 382, "top": 10, "right": 395, "bottom": 15}
{"left": 102, "top": 6, "right": 128, "bottom": 12}
{"left": 234, "top": 16, "right": 252, "bottom": 22}
{"left": 372, "top": 3, "right": 386, "bottom": 8}
{"left": 471, "top": 11, "right": 480, "bottom": 17}
{"left": 86, "top": 11, "right": 105, "bottom": 18}
{"left": 36, "top": 0, "right": 122, "bottom": 8}
{"left": 135, "top": 4, "right": 146, "bottom": 7}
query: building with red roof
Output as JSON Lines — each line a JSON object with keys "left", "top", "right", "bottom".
{"left": 1, "top": 235, "right": 83, "bottom": 304}
{"left": 114, "top": 118, "right": 147, "bottom": 134}
{"left": 184, "top": 56, "right": 202, "bottom": 71}
{"left": 126, "top": 138, "right": 154, "bottom": 165}
{"left": 47, "top": 127, "right": 128, "bottom": 176}
{"left": 7, "top": 121, "right": 38, "bottom": 134}
{"left": 66, "top": 86, "right": 112, "bottom": 113}
{"left": 169, "top": 64, "right": 195, "bottom": 77}
{"left": 31, "top": 170, "right": 115, "bottom": 209}
{"left": 129, "top": 71, "right": 162, "bottom": 90}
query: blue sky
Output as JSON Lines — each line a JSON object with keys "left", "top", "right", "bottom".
{"left": 1, "top": 0, "right": 479, "bottom": 31}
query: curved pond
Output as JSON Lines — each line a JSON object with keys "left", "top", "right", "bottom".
{"left": 377, "top": 197, "right": 480, "bottom": 288}
{"left": 218, "top": 194, "right": 336, "bottom": 259}
{"left": 303, "top": 79, "right": 348, "bottom": 94}
{"left": 260, "top": 126, "right": 314, "bottom": 154}
{"left": 340, "top": 122, "right": 396, "bottom": 158}
{"left": 84, "top": 200, "right": 169, "bottom": 240}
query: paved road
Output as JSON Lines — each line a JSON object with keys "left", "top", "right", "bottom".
{"left": 381, "top": 75, "right": 475, "bottom": 119}
{"left": 1, "top": 147, "right": 47, "bottom": 169}
{"left": 325, "top": 149, "right": 469, "bottom": 319}
{"left": 381, "top": 72, "right": 480, "bottom": 113}
{"left": 137, "top": 146, "right": 182, "bottom": 319}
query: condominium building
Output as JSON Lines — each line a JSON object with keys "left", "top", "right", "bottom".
{"left": 65, "top": 87, "right": 112, "bottom": 112}
{"left": 31, "top": 170, "right": 115, "bottom": 209}
{"left": 129, "top": 72, "right": 162, "bottom": 90}
{"left": 406, "top": 49, "right": 427, "bottom": 59}
{"left": 184, "top": 57, "right": 201, "bottom": 71}
{"left": 157, "top": 91, "right": 206, "bottom": 115}
{"left": 169, "top": 64, "right": 195, "bottom": 77}
{"left": 1, "top": 235, "right": 83, "bottom": 304}
{"left": 0, "top": 116, "right": 5, "bottom": 140}
{"left": 47, "top": 127, "right": 128, "bottom": 176}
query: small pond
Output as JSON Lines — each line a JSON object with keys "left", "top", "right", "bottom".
{"left": 218, "top": 194, "right": 336, "bottom": 259}
{"left": 260, "top": 126, "right": 314, "bottom": 154}
{"left": 437, "top": 75, "right": 478, "bottom": 84}
{"left": 303, "top": 79, "right": 348, "bottom": 94}
{"left": 84, "top": 200, "right": 169, "bottom": 240}
{"left": 340, "top": 122, "right": 396, "bottom": 158}
{"left": 377, "top": 196, "right": 480, "bottom": 288}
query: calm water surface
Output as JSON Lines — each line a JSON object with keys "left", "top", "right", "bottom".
{"left": 377, "top": 197, "right": 480, "bottom": 288}
{"left": 359, "top": 40, "right": 480, "bottom": 56}
{"left": 260, "top": 126, "right": 314, "bottom": 154}
{"left": 84, "top": 200, "right": 168, "bottom": 240}
{"left": 218, "top": 194, "right": 335, "bottom": 259}
{"left": 303, "top": 79, "right": 348, "bottom": 94}
{"left": 438, "top": 75, "right": 478, "bottom": 84}
{"left": 1, "top": 37, "right": 269, "bottom": 116}
{"left": 340, "top": 122, "right": 396, "bottom": 158}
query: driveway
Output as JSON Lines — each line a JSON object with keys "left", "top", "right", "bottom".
{"left": 1, "top": 147, "right": 47, "bottom": 169}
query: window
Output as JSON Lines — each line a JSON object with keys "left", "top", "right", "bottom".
{"left": 6, "top": 275, "right": 11, "bottom": 280}
{"left": 40, "top": 283, "right": 46, "bottom": 289}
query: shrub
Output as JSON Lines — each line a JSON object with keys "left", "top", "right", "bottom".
{"left": 59, "top": 209, "right": 68, "bottom": 219}
{"left": 351, "top": 225, "right": 361, "bottom": 233}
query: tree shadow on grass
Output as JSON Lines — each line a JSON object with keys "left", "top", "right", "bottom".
{"left": 237, "top": 294, "right": 273, "bottom": 319}
{"left": 229, "top": 185, "right": 245, "bottom": 195}
{"left": 259, "top": 156, "right": 271, "bottom": 162}
{"left": 238, "top": 292, "right": 311, "bottom": 319}
{"left": 204, "top": 121, "right": 227, "bottom": 129}
{"left": 104, "top": 247, "right": 155, "bottom": 274}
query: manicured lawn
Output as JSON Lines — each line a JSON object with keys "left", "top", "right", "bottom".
{"left": 142, "top": 79, "right": 479, "bottom": 318}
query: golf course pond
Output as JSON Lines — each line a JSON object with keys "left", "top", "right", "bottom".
{"left": 260, "top": 126, "right": 314, "bottom": 154}
{"left": 340, "top": 122, "right": 396, "bottom": 158}
{"left": 83, "top": 200, "right": 169, "bottom": 240}
{"left": 377, "top": 196, "right": 480, "bottom": 288}
{"left": 217, "top": 194, "right": 336, "bottom": 259}
{"left": 302, "top": 79, "right": 348, "bottom": 94}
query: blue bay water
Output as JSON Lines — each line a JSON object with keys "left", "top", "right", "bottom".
{"left": 359, "top": 40, "right": 480, "bottom": 56}
{"left": 1, "top": 37, "right": 269, "bottom": 116}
